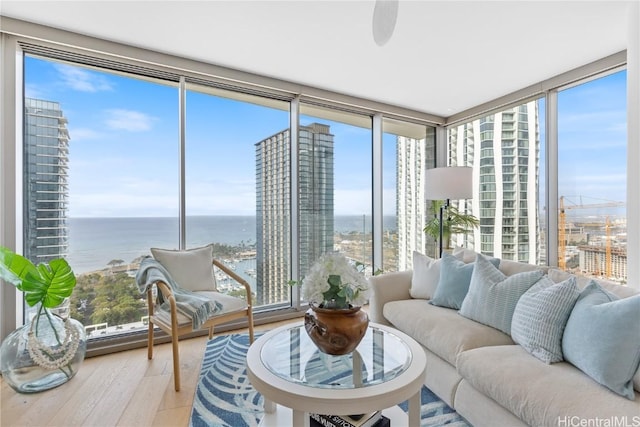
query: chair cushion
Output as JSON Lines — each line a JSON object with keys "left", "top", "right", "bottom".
{"left": 151, "top": 244, "right": 216, "bottom": 292}
{"left": 196, "top": 291, "right": 248, "bottom": 314}
{"left": 153, "top": 291, "right": 248, "bottom": 329}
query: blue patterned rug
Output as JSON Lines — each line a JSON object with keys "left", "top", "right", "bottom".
{"left": 189, "top": 333, "right": 470, "bottom": 427}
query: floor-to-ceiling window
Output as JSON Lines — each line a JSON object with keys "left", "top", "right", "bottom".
{"left": 557, "top": 70, "right": 627, "bottom": 283}
{"left": 20, "top": 51, "right": 443, "bottom": 345}
{"left": 298, "top": 105, "right": 373, "bottom": 283}
{"left": 24, "top": 55, "right": 179, "bottom": 337}
{"left": 448, "top": 100, "right": 542, "bottom": 264}
{"left": 382, "top": 119, "right": 436, "bottom": 270}
{"left": 184, "top": 85, "right": 290, "bottom": 308}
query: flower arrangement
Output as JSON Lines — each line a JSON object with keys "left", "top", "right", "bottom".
{"left": 300, "top": 252, "right": 370, "bottom": 309}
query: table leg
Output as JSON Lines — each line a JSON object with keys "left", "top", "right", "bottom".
{"left": 408, "top": 390, "right": 421, "bottom": 426}
{"left": 292, "top": 409, "right": 309, "bottom": 427}
{"left": 263, "top": 398, "right": 276, "bottom": 414}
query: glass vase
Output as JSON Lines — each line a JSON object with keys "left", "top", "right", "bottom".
{"left": 0, "top": 302, "right": 87, "bottom": 393}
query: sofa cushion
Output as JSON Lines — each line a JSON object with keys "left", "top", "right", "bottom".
{"left": 383, "top": 299, "right": 513, "bottom": 366}
{"left": 456, "top": 345, "right": 640, "bottom": 427}
{"left": 452, "top": 247, "right": 547, "bottom": 277}
{"left": 498, "top": 258, "right": 547, "bottom": 276}
{"left": 430, "top": 252, "right": 499, "bottom": 310}
{"left": 562, "top": 281, "right": 640, "bottom": 400}
{"left": 409, "top": 251, "right": 465, "bottom": 300}
{"left": 459, "top": 253, "right": 544, "bottom": 335}
{"left": 511, "top": 275, "right": 580, "bottom": 363}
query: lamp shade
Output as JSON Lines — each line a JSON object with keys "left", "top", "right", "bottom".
{"left": 424, "top": 167, "right": 473, "bottom": 200}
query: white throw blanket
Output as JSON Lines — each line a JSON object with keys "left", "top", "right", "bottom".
{"left": 136, "top": 257, "right": 223, "bottom": 329}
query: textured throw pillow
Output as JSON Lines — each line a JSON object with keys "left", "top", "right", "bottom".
{"left": 150, "top": 244, "right": 216, "bottom": 292}
{"left": 409, "top": 251, "right": 441, "bottom": 300}
{"left": 562, "top": 281, "right": 640, "bottom": 400}
{"left": 429, "top": 252, "right": 499, "bottom": 310}
{"left": 459, "top": 253, "right": 544, "bottom": 335}
{"left": 511, "top": 275, "right": 580, "bottom": 363}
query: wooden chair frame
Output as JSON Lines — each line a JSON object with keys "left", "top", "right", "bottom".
{"left": 146, "top": 258, "right": 255, "bottom": 391}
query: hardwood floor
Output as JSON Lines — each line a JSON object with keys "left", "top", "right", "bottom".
{"left": 1, "top": 320, "right": 292, "bottom": 427}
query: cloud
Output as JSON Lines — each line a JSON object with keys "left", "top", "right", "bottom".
{"left": 104, "top": 109, "right": 156, "bottom": 131}
{"left": 68, "top": 127, "right": 103, "bottom": 141}
{"left": 24, "top": 83, "right": 46, "bottom": 100}
{"left": 54, "top": 64, "right": 113, "bottom": 92}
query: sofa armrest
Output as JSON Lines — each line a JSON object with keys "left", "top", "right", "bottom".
{"left": 367, "top": 270, "right": 413, "bottom": 326}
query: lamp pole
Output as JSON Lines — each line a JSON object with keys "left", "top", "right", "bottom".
{"left": 439, "top": 199, "right": 450, "bottom": 258}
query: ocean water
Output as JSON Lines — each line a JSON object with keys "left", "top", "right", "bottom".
{"left": 67, "top": 215, "right": 397, "bottom": 274}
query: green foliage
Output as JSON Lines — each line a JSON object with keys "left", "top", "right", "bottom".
{"left": 323, "top": 274, "right": 349, "bottom": 308}
{"left": 423, "top": 200, "right": 479, "bottom": 249}
{"left": 70, "top": 272, "right": 146, "bottom": 326}
{"left": 0, "top": 246, "right": 76, "bottom": 308}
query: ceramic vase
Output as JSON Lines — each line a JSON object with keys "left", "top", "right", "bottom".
{"left": 304, "top": 304, "right": 369, "bottom": 355}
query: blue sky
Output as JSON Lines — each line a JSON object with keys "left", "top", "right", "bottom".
{"left": 556, "top": 70, "right": 627, "bottom": 219}
{"left": 25, "top": 56, "right": 627, "bottom": 220}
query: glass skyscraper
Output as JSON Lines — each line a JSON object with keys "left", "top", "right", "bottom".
{"left": 396, "top": 135, "right": 436, "bottom": 269}
{"left": 255, "top": 123, "right": 334, "bottom": 305}
{"left": 23, "top": 98, "right": 70, "bottom": 264}
{"left": 448, "top": 101, "right": 540, "bottom": 263}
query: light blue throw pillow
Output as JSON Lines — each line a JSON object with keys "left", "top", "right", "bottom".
{"left": 429, "top": 252, "right": 499, "bottom": 310}
{"left": 562, "top": 281, "right": 640, "bottom": 400}
{"left": 459, "top": 253, "right": 544, "bottom": 335}
{"left": 511, "top": 275, "right": 580, "bottom": 363}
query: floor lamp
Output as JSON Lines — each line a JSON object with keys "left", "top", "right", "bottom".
{"left": 424, "top": 167, "right": 473, "bottom": 258}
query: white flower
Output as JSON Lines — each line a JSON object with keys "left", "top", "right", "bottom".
{"left": 301, "top": 252, "right": 370, "bottom": 308}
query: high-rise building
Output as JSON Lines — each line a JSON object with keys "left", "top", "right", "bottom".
{"left": 448, "top": 101, "right": 540, "bottom": 263}
{"left": 23, "top": 98, "right": 70, "bottom": 264}
{"left": 255, "top": 123, "right": 334, "bottom": 306}
{"left": 396, "top": 136, "right": 435, "bottom": 270}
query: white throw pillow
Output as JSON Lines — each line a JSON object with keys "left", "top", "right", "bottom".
{"left": 150, "top": 244, "right": 216, "bottom": 292}
{"left": 410, "top": 250, "right": 467, "bottom": 300}
{"left": 410, "top": 251, "right": 441, "bottom": 299}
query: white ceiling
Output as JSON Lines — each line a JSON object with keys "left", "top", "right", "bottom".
{"left": 0, "top": 1, "right": 633, "bottom": 118}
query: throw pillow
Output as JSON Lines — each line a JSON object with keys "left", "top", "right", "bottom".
{"left": 511, "top": 275, "right": 580, "bottom": 363}
{"left": 459, "top": 253, "right": 544, "bottom": 335}
{"left": 409, "top": 251, "right": 440, "bottom": 300}
{"left": 562, "top": 281, "right": 640, "bottom": 400}
{"left": 429, "top": 252, "right": 499, "bottom": 310}
{"left": 150, "top": 244, "right": 216, "bottom": 292}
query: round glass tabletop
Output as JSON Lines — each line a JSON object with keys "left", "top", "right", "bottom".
{"left": 260, "top": 324, "right": 412, "bottom": 390}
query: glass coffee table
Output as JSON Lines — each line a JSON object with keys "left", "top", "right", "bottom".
{"left": 246, "top": 322, "right": 427, "bottom": 427}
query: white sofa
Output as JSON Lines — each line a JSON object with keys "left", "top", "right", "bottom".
{"left": 368, "top": 248, "right": 640, "bottom": 427}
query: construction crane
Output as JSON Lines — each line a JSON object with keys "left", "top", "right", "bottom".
{"left": 558, "top": 196, "right": 624, "bottom": 271}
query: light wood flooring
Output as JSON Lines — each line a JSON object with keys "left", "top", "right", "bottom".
{"left": 1, "top": 320, "right": 293, "bottom": 427}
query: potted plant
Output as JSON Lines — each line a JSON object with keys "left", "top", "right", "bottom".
{"left": 292, "top": 252, "right": 370, "bottom": 355}
{"left": 0, "top": 246, "right": 86, "bottom": 393}
{"left": 423, "top": 200, "right": 480, "bottom": 253}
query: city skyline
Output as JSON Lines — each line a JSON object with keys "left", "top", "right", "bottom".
{"left": 24, "top": 57, "right": 627, "bottom": 219}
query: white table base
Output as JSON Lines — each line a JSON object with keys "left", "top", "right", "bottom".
{"left": 258, "top": 402, "right": 411, "bottom": 427}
